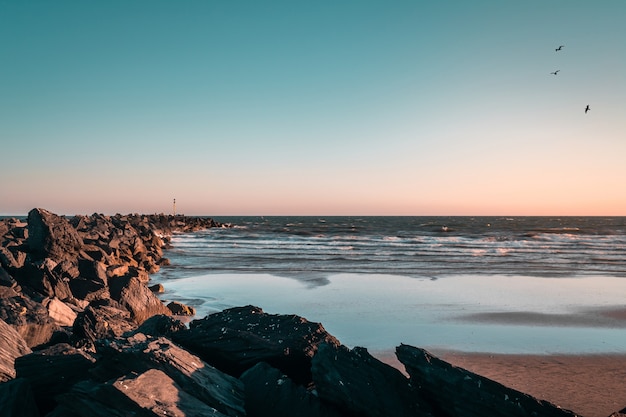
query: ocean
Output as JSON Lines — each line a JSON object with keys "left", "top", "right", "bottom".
{"left": 153, "top": 216, "right": 626, "bottom": 354}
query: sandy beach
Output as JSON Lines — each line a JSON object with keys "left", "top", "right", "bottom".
{"left": 376, "top": 351, "right": 626, "bottom": 417}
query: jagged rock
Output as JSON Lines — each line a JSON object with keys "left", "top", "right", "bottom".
{"left": 0, "top": 378, "right": 39, "bottom": 417}
{"left": 130, "top": 314, "right": 187, "bottom": 339}
{"left": 109, "top": 276, "right": 171, "bottom": 324}
{"left": 126, "top": 265, "right": 150, "bottom": 284}
{"left": 0, "top": 318, "right": 32, "bottom": 382}
{"left": 15, "top": 259, "right": 73, "bottom": 300}
{"left": 77, "top": 259, "right": 108, "bottom": 283}
{"left": 53, "top": 369, "right": 230, "bottom": 417}
{"left": 0, "top": 294, "right": 57, "bottom": 348}
{"left": 0, "top": 229, "right": 28, "bottom": 271}
{"left": 148, "top": 283, "right": 165, "bottom": 293}
{"left": 52, "top": 259, "right": 80, "bottom": 280}
{"left": 27, "top": 208, "right": 84, "bottom": 262}
{"left": 395, "top": 344, "right": 579, "bottom": 417}
{"left": 72, "top": 298, "right": 136, "bottom": 346}
{"left": 81, "top": 244, "right": 111, "bottom": 264}
{"left": 167, "top": 300, "right": 196, "bottom": 316}
{"left": 43, "top": 297, "right": 78, "bottom": 327}
{"left": 68, "top": 277, "right": 109, "bottom": 301}
{"left": 94, "top": 334, "right": 246, "bottom": 416}
{"left": 0, "top": 286, "right": 19, "bottom": 299}
{"left": 0, "top": 265, "right": 17, "bottom": 288}
{"left": 240, "top": 361, "right": 344, "bottom": 417}
{"left": 311, "top": 343, "right": 434, "bottom": 417}
{"left": 0, "top": 220, "right": 9, "bottom": 240}
{"left": 15, "top": 343, "right": 96, "bottom": 415}
{"left": 115, "top": 369, "right": 231, "bottom": 416}
{"left": 62, "top": 259, "right": 109, "bottom": 302}
{"left": 106, "top": 264, "right": 128, "bottom": 278}
{"left": 172, "top": 305, "right": 341, "bottom": 384}
{"left": 44, "top": 379, "right": 130, "bottom": 417}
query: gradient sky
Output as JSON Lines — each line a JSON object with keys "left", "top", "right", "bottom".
{"left": 1, "top": 1, "right": 625, "bottom": 216}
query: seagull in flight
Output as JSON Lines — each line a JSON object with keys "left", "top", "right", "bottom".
{"left": 556, "top": 45, "right": 564, "bottom": 51}
{"left": 585, "top": 105, "right": 590, "bottom": 113}
{"left": 550, "top": 70, "right": 560, "bottom": 75}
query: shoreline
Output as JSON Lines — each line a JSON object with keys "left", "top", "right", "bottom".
{"left": 373, "top": 349, "right": 626, "bottom": 417}
{"left": 153, "top": 270, "right": 626, "bottom": 355}
{"left": 3, "top": 209, "right": 626, "bottom": 416}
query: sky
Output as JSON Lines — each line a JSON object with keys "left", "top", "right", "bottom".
{"left": 1, "top": 1, "right": 625, "bottom": 216}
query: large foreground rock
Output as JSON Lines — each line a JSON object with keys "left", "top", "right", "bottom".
{"left": 173, "top": 305, "right": 341, "bottom": 383}
{"left": 0, "top": 294, "right": 57, "bottom": 348}
{"left": 0, "top": 318, "right": 32, "bottom": 382}
{"left": 109, "top": 276, "right": 171, "bottom": 324}
{"left": 311, "top": 343, "right": 434, "bottom": 417}
{"left": 15, "top": 343, "right": 96, "bottom": 415}
{"left": 51, "top": 369, "right": 231, "bottom": 417}
{"left": 395, "top": 344, "right": 580, "bottom": 417}
{"left": 71, "top": 298, "right": 136, "bottom": 347}
{"left": 0, "top": 378, "right": 39, "bottom": 417}
{"left": 240, "top": 361, "right": 343, "bottom": 417}
{"left": 27, "top": 208, "right": 83, "bottom": 262}
{"left": 94, "top": 334, "right": 246, "bottom": 417}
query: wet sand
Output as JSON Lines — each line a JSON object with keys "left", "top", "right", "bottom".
{"left": 376, "top": 351, "right": 626, "bottom": 417}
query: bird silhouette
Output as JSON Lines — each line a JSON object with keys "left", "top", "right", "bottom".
{"left": 556, "top": 45, "right": 564, "bottom": 51}
{"left": 550, "top": 70, "right": 560, "bottom": 75}
{"left": 585, "top": 105, "right": 590, "bottom": 113}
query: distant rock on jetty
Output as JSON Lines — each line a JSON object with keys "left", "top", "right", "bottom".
{"left": 0, "top": 208, "right": 592, "bottom": 416}
{"left": 0, "top": 208, "right": 222, "bottom": 350}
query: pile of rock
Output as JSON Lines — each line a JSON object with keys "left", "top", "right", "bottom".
{"left": 0, "top": 208, "right": 221, "bottom": 351}
{"left": 0, "top": 209, "right": 590, "bottom": 416}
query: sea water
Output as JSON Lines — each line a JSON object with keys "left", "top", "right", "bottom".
{"left": 153, "top": 216, "right": 626, "bottom": 354}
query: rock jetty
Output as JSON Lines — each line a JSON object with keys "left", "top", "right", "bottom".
{"left": 0, "top": 208, "right": 607, "bottom": 416}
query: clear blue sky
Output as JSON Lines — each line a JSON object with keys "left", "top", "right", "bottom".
{"left": 1, "top": 1, "right": 625, "bottom": 215}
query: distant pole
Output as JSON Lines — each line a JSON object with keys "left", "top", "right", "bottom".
{"left": 173, "top": 198, "right": 176, "bottom": 216}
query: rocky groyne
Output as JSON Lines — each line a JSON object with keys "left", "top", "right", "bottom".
{"left": 0, "top": 208, "right": 605, "bottom": 416}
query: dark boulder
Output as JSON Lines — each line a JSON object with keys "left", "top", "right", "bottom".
{"left": 311, "top": 343, "right": 434, "bottom": 417}
{"left": 68, "top": 259, "right": 109, "bottom": 301}
{"left": 72, "top": 298, "right": 136, "bottom": 347}
{"left": 15, "top": 343, "right": 96, "bottom": 415}
{"left": 27, "top": 208, "right": 83, "bottom": 262}
{"left": 1, "top": 245, "right": 27, "bottom": 271}
{"left": 148, "top": 283, "right": 165, "bottom": 293}
{"left": 94, "top": 334, "right": 246, "bottom": 416}
{"left": 14, "top": 258, "right": 73, "bottom": 300}
{"left": 68, "top": 277, "right": 109, "bottom": 301}
{"left": 109, "top": 276, "right": 171, "bottom": 324}
{"left": 167, "top": 300, "right": 196, "bottom": 316}
{"left": 395, "top": 344, "right": 579, "bottom": 417}
{"left": 0, "top": 265, "right": 17, "bottom": 288}
{"left": 44, "top": 379, "right": 131, "bottom": 417}
{"left": 43, "top": 297, "right": 78, "bottom": 327}
{"left": 173, "top": 305, "right": 341, "bottom": 384}
{"left": 240, "top": 361, "right": 344, "bottom": 417}
{"left": 76, "top": 259, "right": 108, "bottom": 284}
{"left": 0, "top": 378, "right": 39, "bottom": 417}
{"left": 106, "top": 264, "right": 129, "bottom": 279}
{"left": 52, "top": 369, "right": 231, "bottom": 417}
{"left": 0, "top": 318, "right": 32, "bottom": 382}
{"left": 130, "top": 314, "right": 187, "bottom": 339}
{"left": 0, "top": 294, "right": 57, "bottom": 348}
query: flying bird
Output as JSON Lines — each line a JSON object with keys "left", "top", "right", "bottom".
{"left": 585, "top": 105, "right": 590, "bottom": 113}
{"left": 550, "top": 70, "right": 560, "bottom": 75}
{"left": 556, "top": 45, "right": 564, "bottom": 51}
